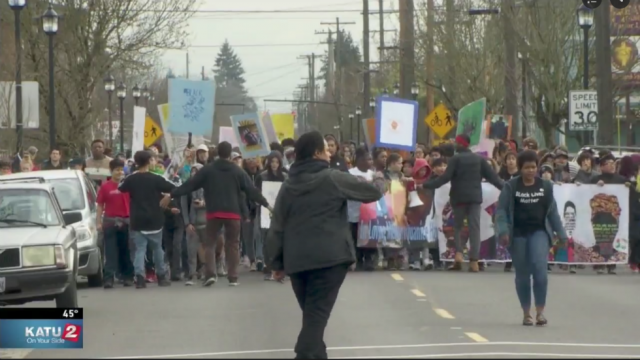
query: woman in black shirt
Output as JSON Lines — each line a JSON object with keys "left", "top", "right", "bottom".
{"left": 495, "top": 150, "right": 567, "bottom": 327}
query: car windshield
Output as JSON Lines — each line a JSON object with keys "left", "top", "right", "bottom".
{"left": 48, "top": 178, "right": 85, "bottom": 211}
{"left": 0, "top": 189, "right": 60, "bottom": 227}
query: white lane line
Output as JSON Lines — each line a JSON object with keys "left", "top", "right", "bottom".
{"left": 340, "top": 353, "right": 640, "bottom": 359}
{"left": 465, "top": 332, "right": 489, "bottom": 343}
{"left": 101, "top": 342, "right": 640, "bottom": 359}
{"left": 390, "top": 273, "right": 404, "bottom": 281}
{"left": 433, "top": 308, "right": 455, "bottom": 319}
{"left": 410, "top": 289, "right": 426, "bottom": 297}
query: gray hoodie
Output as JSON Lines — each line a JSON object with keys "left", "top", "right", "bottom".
{"left": 180, "top": 163, "right": 207, "bottom": 229}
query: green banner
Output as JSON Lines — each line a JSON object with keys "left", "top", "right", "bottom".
{"left": 456, "top": 98, "right": 486, "bottom": 147}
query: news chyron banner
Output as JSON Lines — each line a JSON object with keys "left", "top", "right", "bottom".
{"left": 0, "top": 308, "right": 83, "bottom": 349}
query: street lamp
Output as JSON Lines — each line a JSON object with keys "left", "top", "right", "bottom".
{"left": 411, "top": 82, "right": 419, "bottom": 100}
{"left": 132, "top": 83, "right": 141, "bottom": 106}
{"left": 369, "top": 97, "right": 376, "bottom": 110}
{"left": 116, "top": 82, "right": 126, "bottom": 152}
{"left": 142, "top": 84, "right": 150, "bottom": 107}
{"left": 104, "top": 75, "right": 115, "bottom": 148}
{"left": 348, "top": 112, "right": 355, "bottom": 141}
{"left": 577, "top": 4, "right": 594, "bottom": 144}
{"left": 9, "top": 0, "right": 26, "bottom": 153}
{"left": 393, "top": 82, "right": 400, "bottom": 96}
{"left": 42, "top": 3, "right": 58, "bottom": 150}
{"left": 355, "top": 106, "right": 362, "bottom": 145}
{"left": 382, "top": 88, "right": 388, "bottom": 96}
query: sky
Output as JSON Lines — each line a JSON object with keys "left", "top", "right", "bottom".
{"left": 160, "top": 0, "right": 399, "bottom": 114}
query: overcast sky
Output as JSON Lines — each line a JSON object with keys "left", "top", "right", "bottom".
{"left": 160, "top": 0, "right": 399, "bottom": 114}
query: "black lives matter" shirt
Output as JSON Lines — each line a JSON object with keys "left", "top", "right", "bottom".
{"left": 513, "top": 177, "right": 546, "bottom": 236}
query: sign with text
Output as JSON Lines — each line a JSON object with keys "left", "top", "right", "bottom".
{"left": 569, "top": 90, "right": 598, "bottom": 131}
{"left": 0, "top": 308, "right": 83, "bottom": 349}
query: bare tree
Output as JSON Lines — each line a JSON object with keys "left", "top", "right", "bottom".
{"left": 16, "top": 0, "right": 196, "bottom": 154}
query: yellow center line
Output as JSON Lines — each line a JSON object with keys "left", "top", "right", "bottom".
{"left": 465, "top": 332, "right": 489, "bottom": 342}
{"left": 390, "top": 273, "right": 404, "bottom": 281}
{"left": 411, "top": 289, "right": 426, "bottom": 297}
{"left": 434, "top": 308, "right": 455, "bottom": 319}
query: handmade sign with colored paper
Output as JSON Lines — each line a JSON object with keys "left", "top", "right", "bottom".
{"left": 456, "top": 98, "right": 486, "bottom": 147}
{"left": 168, "top": 79, "right": 215, "bottom": 136}
{"left": 362, "top": 118, "right": 376, "bottom": 148}
{"left": 230, "top": 113, "right": 270, "bottom": 158}
{"left": 261, "top": 112, "right": 277, "bottom": 143}
{"left": 270, "top": 113, "right": 295, "bottom": 141}
{"left": 485, "top": 114, "right": 512, "bottom": 141}
{"left": 261, "top": 181, "right": 282, "bottom": 229}
{"left": 374, "top": 97, "right": 418, "bottom": 151}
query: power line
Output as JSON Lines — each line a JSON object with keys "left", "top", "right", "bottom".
{"left": 250, "top": 67, "right": 305, "bottom": 89}
{"left": 245, "top": 62, "right": 302, "bottom": 76}
{"left": 187, "top": 43, "right": 321, "bottom": 48}
{"left": 140, "top": 9, "right": 394, "bottom": 13}
{"left": 191, "top": 16, "right": 357, "bottom": 20}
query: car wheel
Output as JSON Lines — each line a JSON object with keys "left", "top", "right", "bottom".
{"left": 56, "top": 278, "right": 78, "bottom": 308}
{"left": 87, "top": 249, "right": 104, "bottom": 288}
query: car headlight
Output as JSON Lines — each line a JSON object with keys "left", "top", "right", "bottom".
{"left": 76, "top": 227, "right": 93, "bottom": 248}
{"left": 22, "top": 246, "right": 55, "bottom": 267}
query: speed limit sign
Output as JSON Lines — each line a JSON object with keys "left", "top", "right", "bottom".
{"left": 569, "top": 90, "right": 598, "bottom": 131}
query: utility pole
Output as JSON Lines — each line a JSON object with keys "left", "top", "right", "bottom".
{"left": 595, "top": 3, "right": 613, "bottom": 146}
{"left": 398, "top": 0, "right": 415, "bottom": 99}
{"left": 318, "top": 18, "right": 355, "bottom": 138}
{"left": 298, "top": 54, "right": 318, "bottom": 131}
{"left": 363, "top": 0, "right": 371, "bottom": 141}
{"left": 502, "top": 0, "right": 519, "bottom": 139}
{"left": 379, "top": 0, "right": 385, "bottom": 61}
{"left": 186, "top": 52, "right": 190, "bottom": 78}
{"left": 201, "top": 66, "right": 205, "bottom": 80}
{"left": 426, "top": 0, "right": 435, "bottom": 144}
{"left": 317, "top": 29, "right": 335, "bottom": 96}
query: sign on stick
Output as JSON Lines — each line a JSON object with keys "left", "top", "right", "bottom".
{"left": 569, "top": 90, "right": 598, "bottom": 131}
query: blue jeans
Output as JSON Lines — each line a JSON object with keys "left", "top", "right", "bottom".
{"left": 510, "top": 230, "right": 550, "bottom": 309}
{"left": 132, "top": 230, "right": 167, "bottom": 278}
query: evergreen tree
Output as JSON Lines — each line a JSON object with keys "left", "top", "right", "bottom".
{"left": 213, "top": 40, "right": 246, "bottom": 87}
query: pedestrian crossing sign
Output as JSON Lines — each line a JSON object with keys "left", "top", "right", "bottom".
{"left": 425, "top": 104, "right": 455, "bottom": 138}
{"left": 144, "top": 116, "right": 162, "bottom": 147}
{"left": 432, "top": 138, "right": 450, "bottom": 146}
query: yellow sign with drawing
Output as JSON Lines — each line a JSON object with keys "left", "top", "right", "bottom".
{"left": 144, "top": 116, "right": 163, "bottom": 147}
{"left": 425, "top": 103, "right": 455, "bottom": 138}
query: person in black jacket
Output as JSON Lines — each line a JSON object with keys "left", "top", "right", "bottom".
{"left": 266, "top": 131, "right": 382, "bottom": 359}
{"left": 423, "top": 134, "right": 503, "bottom": 272}
{"left": 163, "top": 141, "right": 270, "bottom": 287}
{"left": 324, "top": 134, "right": 349, "bottom": 172}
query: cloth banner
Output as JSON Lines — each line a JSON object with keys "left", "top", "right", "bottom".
{"left": 131, "top": 106, "right": 146, "bottom": 154}
{"left": 433, "top": 183, "right": 630, "bottom": 265}
{"left": 456, "top": 98, "right": 486, "bottom": 147}
{"left": 167, "top": 78, "right": 215, "bottom": 136}
{"left": 357, "top": 178, "right": 435, "bottom": 249}
{"left": 261, "top": 181, "right": 282, "bottom": 228}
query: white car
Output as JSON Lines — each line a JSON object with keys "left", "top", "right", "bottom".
{"left": 0, "top": 181, "right": 81, "bottom": 307}
{"left": 0, "top": 171, "right": 103, "bottom": 287}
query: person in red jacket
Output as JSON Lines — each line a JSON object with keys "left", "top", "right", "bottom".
{"left": 96, "top": 159, "right": 134, "bottom": 288}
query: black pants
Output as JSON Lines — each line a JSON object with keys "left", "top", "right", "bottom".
{"left": 103, "top": 224, "right": 133, "bottom": 280}
{"left": 290, "top": 264, "right": 349, "bottom": 359}
{"left": 349, "top": 223, "right": 376, "bottom": 270}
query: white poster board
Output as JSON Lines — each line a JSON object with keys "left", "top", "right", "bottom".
{"left": 261, "top": 181, "right": 282, "bottom": 229}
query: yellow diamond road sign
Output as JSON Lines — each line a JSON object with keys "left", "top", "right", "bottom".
{"left": 432, "top": 138, "right": 450, "bottom": 146}
{"left": 425, "top": 104, "right": 455, "bottom": 138}
{"left": 144, "top": 116, "right": 163, "bottom": 148}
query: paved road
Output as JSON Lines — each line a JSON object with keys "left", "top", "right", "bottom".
{"left": 1, "top": 265, "right": 639, "bottom": 359}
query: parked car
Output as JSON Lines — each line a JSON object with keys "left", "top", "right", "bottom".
{"left": 0, "top": 180, "right": 81, "bottom": 307}
{"left": 0, "top": 171, "right": 103, "bottom": 287}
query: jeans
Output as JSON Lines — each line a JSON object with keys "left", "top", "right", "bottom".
{"left": 510, "top": 230, "right": 550, "bottom": 309}
{"left": 186, "top": 227, "right": 206, "bottom": 277}
{"left": 102, "top": 222, "right": 133, "bottom": 280}
{"left": 132, "top": 230, "right": 167, "bottom": 278}
{"left": 163, "top": 222, "right": 184, "bottom": 278}
{"left": 349, "top": 223, "right": 375, "bottom": 269}
{"left": 241, "top": 218, "right": 263, "bottom": 262}
{"left": 452, "top": 204, "right": 481, "bottom": 260}
{"left": 291, "top": 264, "right": 349, "bottom": 359}
{"left": 205, "top": 218, "right": 241, "bottom": 280}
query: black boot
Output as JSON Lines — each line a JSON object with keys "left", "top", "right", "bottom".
{"left": 135, "top": 275, "right": 146, "bottom": 289}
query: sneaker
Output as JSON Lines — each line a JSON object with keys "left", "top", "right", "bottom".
{"left": 157, "top": 274, "right": 171, "bottom": 287}
{"left": 123, "top": 278, "right": 134, "bottom": 287}
{"left": 217, "top": 262, "right": 227, "bottom": 277}
{"left": 409, "top": 261, "right": 421, "bottom": 270}
{"left": 203, "top": 276, "right": 217, "bottom": 287}
{"left": 135, "top": 275, "right": 146, "bottom": 289}
{"left": 228, "top": 278, "right": 239, "bottom": 286}
{"left": 103, "top": 278, "right": 114, "bottom": 289}
{"left": 170, "top": 275, "right": 182, "bottom": 282}
{"left": 145, "top": 269, "right": 156, "bottom": 283}
{"left": 242, "top": 255, "right": 250, "bottom": 267}
{"left": 607, "top": 266, "right": 617, "bottom": 275}
{"left": 264, "top": 273, "right": 274, "bottom": 281}
{"left": 250, "top": 262, "right": 257, "bottom": 272}
{"left": 631, "top": 264, "right": 639, "bottom": 273}
{"left": 256, "top": 260, "right": 264, "bottom": 272}
{"left": 185, "top": 276, "right": 194, "bottom": 286}
{"left": 569, "top": 266, "right": 577, "bottom": 274}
